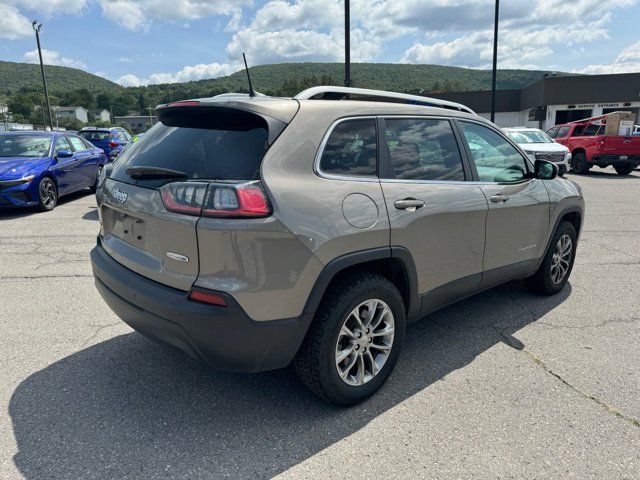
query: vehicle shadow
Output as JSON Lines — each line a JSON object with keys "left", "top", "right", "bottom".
{"left": 82, "top": 206, "right": 99, "bottom": 221}
{"left": 9, "top": 282, "right": 571, "bottom": 479}
{"left": 0, "top": 189, "right": 94, "bottom": 220}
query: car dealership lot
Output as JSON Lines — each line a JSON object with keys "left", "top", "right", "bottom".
{"left": 0, "top": 169, "right": 639, "bottom": 479}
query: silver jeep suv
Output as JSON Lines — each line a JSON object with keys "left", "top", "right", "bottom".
{"left": 91, "top": 86, "right": 584, "bottom": 405}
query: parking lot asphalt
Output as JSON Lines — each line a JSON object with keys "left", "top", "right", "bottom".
{"left": 0, "top": 168, "right": 639, "bottom": 479}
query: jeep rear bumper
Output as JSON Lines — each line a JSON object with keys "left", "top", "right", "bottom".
{"left": 90, "top": 242, "right": 312, "bottom": 372}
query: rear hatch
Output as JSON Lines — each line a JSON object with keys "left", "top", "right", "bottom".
{"left": 601, "top": 135, "right": 640, "bottom": 156}
{"left": 99, "top": 101, "right": 294, "bottom": 291}
{"left": 78, "top": 130, "right": 113, "bottom": 151}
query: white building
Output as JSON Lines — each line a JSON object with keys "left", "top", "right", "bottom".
{"left": 94, "top": 109, "right": 111, "bottom": 122}
{"left": 429, "top": 73, "right": 640, "bottom": 130}
{"left": 52, "top": 106, "right": 89, "bottom": 124}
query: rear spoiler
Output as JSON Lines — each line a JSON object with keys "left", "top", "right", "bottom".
{"left": 155, "top": 101, "right": 296, "bottom": 145}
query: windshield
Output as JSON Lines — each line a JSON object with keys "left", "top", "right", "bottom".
{"left": 506, "top": 130, "right": 552, "bottom": 144}
{"left": 110, "top": 110, "right": 269, "bottom": 189}
{"left": 78, "top": 131, "right": 111, "bottom": 141}
{"left": 0, "top": 135, "right": 51, "bottom": 158}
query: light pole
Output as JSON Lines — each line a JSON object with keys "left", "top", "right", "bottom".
{"left": 490, "top": 0, "right": 500, "bottom": 123}
{"left": 344, "top": 0, "right": 351, "bottom": 87}
{"left": 32, "top": 21, "right": 54, "bottom": 131}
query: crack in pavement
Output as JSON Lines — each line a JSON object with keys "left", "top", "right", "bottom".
{"left": 0, "top": 274, "right": 93, "bottom": 280}
{"left": 517, "top": 340, "right": 640, "bottom": 429}
{"left": 494, "top": 294, "right": 640, "bottom": 429}
{"left": 538, "top": 317, "right": 639, "bottom": 330}
{"left": 81, "top": 321, "right": 122, "bottom": 347}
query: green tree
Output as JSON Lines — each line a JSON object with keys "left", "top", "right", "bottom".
{"left": 8, "top": 91, "right": 39, "bottom": 118}
{"left": 57, "top": 117, "right": 84, "bottom": 131}
{"left": 112, "top": 93, "right": 137, "bottom": 116}
{"left": 96, "top": 92, "right": 114, "bottom": 111}
{"left": 137, "top": 92, "right": 148, "bottom": 113}
{"left": 60, "top": 88, "right": 95, "bottom": 110}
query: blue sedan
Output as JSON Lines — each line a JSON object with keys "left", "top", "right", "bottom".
{"left": 0, "top": 131, "right": 107, "bottom": 211}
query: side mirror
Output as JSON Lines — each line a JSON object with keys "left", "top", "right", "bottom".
{"left": 56, "top": 149, "right": 73, "bottom": 158}
{"left": 534, "top": 159, "right": 558, "bottom": 180}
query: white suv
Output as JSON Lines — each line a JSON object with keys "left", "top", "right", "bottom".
{"left": 503, "top": 127, "right": 571, "bottom": 176}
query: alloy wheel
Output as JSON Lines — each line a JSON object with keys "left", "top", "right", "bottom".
{"left": 40, "top": 178, "right": 57, "bottom": 209}
{"left": 335, "top": 299, "right": 395, "bottom": 386}
{"left": 550, "top": 234, "right": 572, "bottom": 284}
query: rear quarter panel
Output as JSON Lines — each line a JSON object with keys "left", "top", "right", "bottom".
{"left": 260, "top": 103, "right": 392, "bottom": 265}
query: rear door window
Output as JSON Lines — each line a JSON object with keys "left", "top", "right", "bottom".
{"left": 111, "top": 108, "right": 269, "bottom": 189}
{"left": 68, "top": 136, "right": 88, "bottom": 151}
{"left": 384, "top": 118, "right": 465, "bottom": 181}
{"left": 319, "top": 119, "right": 377, "bottom": 177}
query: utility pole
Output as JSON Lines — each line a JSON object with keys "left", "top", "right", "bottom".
{"left": 146, "top": 107, "right": 154, "bottom": 129}
{"left": 344, "top": 0, "right": 351, "bottom": 87}
{"left": 32, "top": 21, "right": 54, "bottom": 131}
{"left": 490, "top": 0, "right": 500, "bottom": 123}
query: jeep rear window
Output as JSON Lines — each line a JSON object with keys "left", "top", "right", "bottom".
{"left": 110, "top": 108, "right": 269, "bottom": 189}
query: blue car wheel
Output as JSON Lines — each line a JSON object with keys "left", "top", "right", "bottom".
{"left": 38, "top": 177, "right": 58, "bottom": 211}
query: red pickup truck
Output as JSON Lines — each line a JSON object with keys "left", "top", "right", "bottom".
{"left": 547, "top": 114, "right": 640, "bottom": 175}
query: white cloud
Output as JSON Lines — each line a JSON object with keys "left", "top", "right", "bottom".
{"left": 0, "top": 4, "right": 32, "bottom": 39}
{"left": 578, "top": 40, "right": 640, "bottom": 74}
{"left": 98, "top": 0, "right": 252, "bottom": 31}
{"left": 99, "top": 0, "right": 147, "bottom": 31}
{"left": 225, "top": 0, "right": 378, "bottom": 65}
{"left": 12, "top": 0, "right": 87, "bottom": 16}
{"left": 116, "top": 73, "right": 143, "bottom": 87}
{"left": 250, "top": 0, "right": 341, "bottom": 31}
{"left": 400, "top": 0, "right": 625, "bottom": 69}
{"left": 116, "top": 61, "right": 238, "bottom": 86}
{"left": 23, "top": 48, "right": 87, "bottom": 69}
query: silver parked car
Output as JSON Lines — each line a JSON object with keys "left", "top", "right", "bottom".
{"left": 503, "top": 127, "right": 571, "bottom": 176}
{"left": 91, "top": 87, "right": 584, "bottom": 405}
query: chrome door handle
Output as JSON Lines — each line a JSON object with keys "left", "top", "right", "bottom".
{"left": 490, "top": 194, "right": 510, "bottom": 203}
{"left": 394, "top": 198, "right": 425, "bottom": 211}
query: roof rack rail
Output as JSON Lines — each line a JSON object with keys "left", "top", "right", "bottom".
{"left": 294, "top": 86, "right": 475, "bottom": 114}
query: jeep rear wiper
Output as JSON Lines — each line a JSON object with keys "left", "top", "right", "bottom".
{"left": 126, "top": 166, "right": 188, "bottom": 180}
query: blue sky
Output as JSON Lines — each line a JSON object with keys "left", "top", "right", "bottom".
{"left": 2, "top": 0, "right": 640, "bottom": 87}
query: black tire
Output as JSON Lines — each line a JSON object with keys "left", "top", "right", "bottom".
{"left": 37, "top": 177, "right": 58, "bottom": 212}
{"left": 558, "top": 165, "right": 567, "bottom": 176}
{"left": 570, "top": 152, "right": 590, "bottom": 174}
{"left": 614, "top": 164, "right": 634, "bottom": 176}
{"left": 524, "top": 221, "right": 577, "bottom": 295}
{"left": 295, "top": 273, "right": 406, "bottom": 406}
{"left": 90, "top": 165, "right": 103, "bottom": 193}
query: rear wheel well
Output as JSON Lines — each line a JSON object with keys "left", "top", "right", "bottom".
{"left": 321, "top": 258, "right": 411, "bottom": 314}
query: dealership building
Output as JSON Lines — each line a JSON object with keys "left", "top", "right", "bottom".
{"left": 429, "top": 72, "right": 640, "bottom": 130}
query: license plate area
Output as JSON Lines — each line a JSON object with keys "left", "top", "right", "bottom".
{"left": 620, "top": 155, "right": 628, "bottom": 160}
{"left": 110, "top": 209, "right": 147, "bottom": 247}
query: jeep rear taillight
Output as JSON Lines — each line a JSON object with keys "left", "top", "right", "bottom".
{"left": 159, "top": 181, "right": 272, "bottom": 218}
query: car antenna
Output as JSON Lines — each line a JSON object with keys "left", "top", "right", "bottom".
{"left": 242, "top": 52, "right": 255, "bottom": 97}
